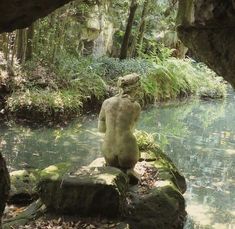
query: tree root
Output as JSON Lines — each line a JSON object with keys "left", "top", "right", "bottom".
{"left": 3, "top": 199, "right": 46, "bottom": 229}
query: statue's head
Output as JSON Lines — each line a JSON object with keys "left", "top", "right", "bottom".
{"left": 117, "top": 73, "right": 140, "bottom": 96}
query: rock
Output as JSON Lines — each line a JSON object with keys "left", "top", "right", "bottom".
{"left": 139, "top": 150, "right": 157, "bottom": 162}
{"left": 88, "top": 157, "right": 106, "bottom": 167}
{"left": 39, "top": 163, "right": 71, "bottom": 180}
{"left": 8, "top": 163, "right": 71, "bottom": 205}
{"left": 0, "top": 153, "right": 10, "bottom": 228}
{"left": 9, "top": 169, "right": 39, "bottom": 204}
{"left": 0, "top": 0, "right": 74, "bottom": 32}
{"left": 153, "top": 150, "right": 187, "bottom": 194}
{"left": 127, "top": 185, "right": 186, "bottom": 229}
{"left": 123, "top": 144, "right": 187, "bottom": 229}
{"left": 38, "top": 166, "right": 128, "bottom": 217}
{"left": 177, "top": 1, "right": 235, "bottom": 87}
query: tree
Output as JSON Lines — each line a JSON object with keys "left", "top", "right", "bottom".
{"left": 132, "top": 0, "right": 150, "bottom": 57}
{"left": 16, "top": 29, "right": 26, "bottom": 63}
{"left": 25, "top": 24, "right": 34, "bottom": 61}
{"left": 119, "top": 0, "right": 138, "bottom": 59}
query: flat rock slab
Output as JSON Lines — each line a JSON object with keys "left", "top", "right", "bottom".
{"left": 38, "top": 166, "right": 128, "bottom": 217}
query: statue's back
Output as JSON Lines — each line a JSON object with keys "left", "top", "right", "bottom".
{"left": 101, "top": 96, "right": 140, "bottom": 168}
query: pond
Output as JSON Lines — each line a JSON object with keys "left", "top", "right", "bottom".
{"left": 1, "top": 91, "right": 235, "bottom": 228}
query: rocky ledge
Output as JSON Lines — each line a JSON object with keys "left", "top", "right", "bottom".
{"left": 3, "top": 132, "right": 187, "bottom": 229}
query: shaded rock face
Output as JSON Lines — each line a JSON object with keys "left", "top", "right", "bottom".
{"left": 38, "top": 166, "right": 128, "bottom": 217}
{"left": 0, "top": 153, "right": 10, "bottom": 227}
{"left": 128, "top": 185, "right": 185, "bottom": 229}
{"left": 127, "top": 148, "right": 187, "bottom": 229}
{"left": 178, "top": 0, "right": 235, "bottom": 87}
{"left": 0, "top": 0, "right": 75, "bottom": 33}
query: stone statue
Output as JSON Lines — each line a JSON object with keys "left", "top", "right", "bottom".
{"left": 98, "top": 73, "right": 141, "bottom": 183}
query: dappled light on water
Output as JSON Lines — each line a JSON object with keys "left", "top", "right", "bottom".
{"left": 1, "top": 91, "right": 235, "bottom": 228}
{"left": 139, "top": 90, "right": 235, "bottom": 228}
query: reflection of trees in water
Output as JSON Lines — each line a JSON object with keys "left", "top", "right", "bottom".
{"left": 138, "top": 96, "right": 235, "bottom": 228}
{"left": 0, "top": 118, "right": 101, "bottom": 170}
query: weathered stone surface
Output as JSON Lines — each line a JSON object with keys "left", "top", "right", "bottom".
{"left": 0, "top": 153, "right": 10, "bottom": 228}
{"left": 126, "top": 147, "right": 187, "bottom": 229}
{"left": 8, "top": 163, "right": 71, "bottom": 205}
{"left": 9, "top": 170, "right": 39, "bottom": 204}
{"left": 38, "top": 166, "right": 128, "bottom": 217}
{"left": 153, "top": 149, "right": 187, "bottom": 194}
{"left": 178, "top": 0, "right": 235, "bottom": 87}
{"left": 0, "top": 0, "right": 75, "bottom": 33}
{"left": 127, "top": 185, "right": 185, "bottom": 229}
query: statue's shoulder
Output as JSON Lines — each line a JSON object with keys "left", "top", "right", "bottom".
{"left": 102, "top": 96, "right": 119, "bottom": 106}
{"left": 133, "top": 101, "right": 141, "bottom": 112}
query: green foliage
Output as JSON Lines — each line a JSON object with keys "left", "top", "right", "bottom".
{"left": 140, "top": 57, "right": 227, "bottom": 102}
{"left": 134, "top": 129, "right": 157, "bottom": 150}
{"left": 97, "top": 57, "right": 152, "bottom": 81}
{"left": 7, "top": 89, "right": 83, "bottom": 116}
{"left": 6, "top": 54, "right": 227, "bottom": 123}
{"left": 53, "top": 53, "right": 107, "bottom": 101}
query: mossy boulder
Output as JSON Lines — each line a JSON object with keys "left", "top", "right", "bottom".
{"left": 153, "top": 149, "right": 187, "bottom": 194}
{"left": 38, "top": 166, "right": 128, "bottom": 217}
{"left": 127, "top": 184, "right": 185, "bottom": 229}
{"left": 39, "top": 163, "right": 71, "bottom": 180}
{"left": 125, "top": 130, "right": 187, "bottom": 228}
{"left": 9, "top": 170, "right": 39, "bottom": 204}
{"left": 8, "top": 163, "right": 71, "bottom": 205}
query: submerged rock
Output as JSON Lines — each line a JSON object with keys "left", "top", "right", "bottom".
{"left": 38, "top": 166, "right": 128, "bottom": 217}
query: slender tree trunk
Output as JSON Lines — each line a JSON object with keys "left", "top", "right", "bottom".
{"left": 25, "top": 24, "right": 34, "bottom": 61}
{"left": 133, "top": 0, "right": 150, "bottom": 57}
{"left": 16, "top": 29, "right": 25, "bottom": 63}
{"left": 176, "top": 0, "right": 194, "bottom": 58}
{"left": 2, "top": 33, "right": 9, "bottom": 61}
{"left": 119, "top": 0, "right": 138, "bottom": 60}
{"left": 176, "top": 0, "right": 194, "bottom": 26}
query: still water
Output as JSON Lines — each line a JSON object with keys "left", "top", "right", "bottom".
{"left": 1, "top": 92, "right": 235, "bottom": 228}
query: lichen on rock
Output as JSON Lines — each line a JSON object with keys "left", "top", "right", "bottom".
{"left": 38, "top": 166, "right": 128, "bottom": 217}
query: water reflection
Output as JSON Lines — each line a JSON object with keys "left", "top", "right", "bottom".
{"left": 1, "top": 92, "right": 235, "bottom": 228}
{"left": 139, "top": 93, "right": 235, "bottom": 228}
{"left": 0, "top": 116, "right": 102, "bottom": 170}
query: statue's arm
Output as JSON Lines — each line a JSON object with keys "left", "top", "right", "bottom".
{"left": 134, "top": 102, "right": 141, "bottom": 122}
{"left": 131, "top": 102, "right": 141, "bottom": 131}
{"left": 98, "top": 103, "right": 106, "bottom": 133}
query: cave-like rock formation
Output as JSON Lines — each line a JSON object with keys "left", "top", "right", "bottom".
{"left": 177, "top": 0, "right": 235, "bottom": 87}
{"left": 0, "top": 0, "right": 74, "bottom": 33}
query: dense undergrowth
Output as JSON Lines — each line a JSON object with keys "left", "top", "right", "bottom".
{"left": 0, "top": 53, "right": 227, "bottom": 123}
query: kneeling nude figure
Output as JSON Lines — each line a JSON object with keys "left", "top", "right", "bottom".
{"left": 98, "top": 73, "right": 141, "bottom": 183}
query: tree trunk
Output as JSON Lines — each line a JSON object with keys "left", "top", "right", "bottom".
{"left": 2, "top": 33, "right": 9, "bottom": 61}
{"left": 176, "top": 0, "right": 194, "bottom": 58}
{"left": 25, "top": 24, "right": 34, "bottom": 61}
{"left": 16, "top": 29, "right": 25, "bottom": 63}
{"left": 176, "top": 0, "right": 194, "bottom": 26}
{"left": 133, "top": 0, "right": 150, "bottom": 57}
{"left": 0, "top": 153, "right": 10, "bottom": 229}
{"left": 119, "top": 0, "right": 138, "bottom": 60}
